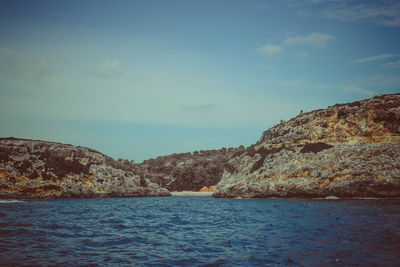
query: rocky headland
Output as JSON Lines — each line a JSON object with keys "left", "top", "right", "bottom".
{"left": 2, "top": 94, "right": 399, "bottom": 200}
{"left": 0, "top": 138, "right": 170, "bottom": 199}
{"left": 213, "top": 93, "right": 400, "bottom": 198}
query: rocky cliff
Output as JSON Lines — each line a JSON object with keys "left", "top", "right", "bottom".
{"left": 213, "top": 93, "right": 400, "bottom": 198}
{"left": 0, "top": 138, "right": 170, "bottom": 199}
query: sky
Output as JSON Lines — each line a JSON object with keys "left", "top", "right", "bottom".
{"left": 1, "top": 0, "right": 399, "bottom": 162}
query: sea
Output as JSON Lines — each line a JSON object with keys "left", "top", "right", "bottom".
{"left": 1, "top": 196, "right": 400, "bottom": 266}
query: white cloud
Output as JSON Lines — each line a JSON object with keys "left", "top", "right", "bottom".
{"left": 284, "top": 32, "right": 335, "bottom": 47}
{"left": 257, "top": 32, "right": 333, "bottom": 58}
{"left": 0, "top": 46, "right": 50, "bottom": 82}
{"left": 0, "top": 46, "right": 17, "bottom": 57}
{"left": 309, "top": 0, "right": 332, "bottom": 3}
{"left": 261, "top": 64, "right": 277, "bottom": 71}
{"left": 276, "top": 0, "right": 400, "bottom": 27}
{"left": 384, "top": 16, "right": 400, "bottom": 27}
{"left": 180, "top": 103, "right": 218, "bottom": 113}
{"left": 279, "top": 79, "right": 330, "bottom": 89}
{"left": 295, "top": 50, "right": 309, "bottom": 58}
{"left": 320, "top": 1, "right": 400, "bottom": 27}
{"left": 257, "top": 44, "right": 283, "bottom": 55}
{"left": 352, "top": 54, "right": 397, "bottom": 63}
{"left": 19, "top": 59, "right": 49, "bottom": 80}
{"left": 344, "top": 85, "right": 375, "bottom": 96}
{"left": 95, "top": 60, "right": 121, "bottom": 76}
{"left": 381, "top": 60, "right": 400, "bottom": 68}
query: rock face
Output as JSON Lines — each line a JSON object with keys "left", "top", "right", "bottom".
{"left": 0, "top": 138, "right": 170, "bottom": 199}
{"left": 214, "top": 93, "right": 400, "bottom": 198}
{"left": 198, "top": 185, "right": 217, "bottom": 192}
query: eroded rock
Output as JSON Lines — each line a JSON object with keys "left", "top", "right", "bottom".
{"left": 0, "top": 138, "right": 170, "bottom": 199}
{"left": 214, "top": 93, "right": 400, "bottom": 198}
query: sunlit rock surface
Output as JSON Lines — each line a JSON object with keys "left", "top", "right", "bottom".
{"left": 199, "top": 185, "right": 217, "bottom": 192}
{"left": 214, "top": 93, "right": 400, "bottom": 198}
{"left": 0, "top": 138, "right": 170, "bottom": 199}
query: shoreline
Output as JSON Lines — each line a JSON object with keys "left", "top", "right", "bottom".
{"left": 2, "top": 195, "right": 400, "bottom": 201}
{"left": 170, "top": 191, "right": 213, "bottom": 196}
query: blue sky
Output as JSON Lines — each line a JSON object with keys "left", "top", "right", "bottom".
{"left": 1, "top": 0, "right": 399, "bottom": 162}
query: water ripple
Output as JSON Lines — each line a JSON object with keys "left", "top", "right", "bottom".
{"left": 1, "top": 197, "right": 400, "bottom": 266}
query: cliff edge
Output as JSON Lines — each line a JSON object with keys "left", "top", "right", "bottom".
{"left": 0, "top": 138, "right": 170, "bottom": 199}
{"left": 213, "top": 93, "right": 400, "bottom": 198}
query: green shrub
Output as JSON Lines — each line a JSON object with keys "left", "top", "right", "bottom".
{"left": 231, "top": 149, "right": 245, "bottom": 158}
{"left": 300, "top": 142, "right": 333, "bottom": 154}
{"left": 246, "top": 145, "right": 257, "bottom": 157}
{"left": 45, "top": 156, "right": 90, "bottom": 177}
{"left": 0, "top": 152, "right": 9, "bottom": 162}
{"left": 140, "top": 176, "right": 147, "bottom": 187}
{"left": 373, "top": 111, "right": 397, "bottom": 124}
{"left": 28, "top": 171, "right": 39, "bottom": 180}
{"left": 13, "top": 160, "right": 31, "bottom": 173}
{"left": 250, "top": 146, "right": 294, "bottom": 173}
{"left": 250, "top": 157, "right": 265, "bottom": 173}
{"left": 224, "top": 163, "right": 236, "bottom": 174}
{"left": 250, "top": 147, "right": 279, "bottom": 173}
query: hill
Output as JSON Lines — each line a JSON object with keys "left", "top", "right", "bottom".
{"left": 132, "top": 147, "right": 244, "bottom": 191}
{"left": 0, "top": 138, "right": 170, "bottom": 199}
{"left": 213, "top": 93, "right": 400, "bottom": 198}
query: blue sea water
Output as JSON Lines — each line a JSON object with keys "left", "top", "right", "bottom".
{"left": 1, "top": 197, "right": 400, "bottom": 266}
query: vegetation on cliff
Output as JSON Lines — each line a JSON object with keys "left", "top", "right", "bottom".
{"left": 214, "top": 93, "right": 400, "bottom": 198}
{"left": 2, "top": 93, "right": 399, "bottom": 199}
{"left": 0, "top": 138, "right": 170, "bottom": 199}
{"left": 121, "top": 147, "right": 245, "bottom": 191}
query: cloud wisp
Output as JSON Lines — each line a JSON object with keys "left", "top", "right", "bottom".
{"left": 381, "top": 60, "right": 400, "bottom": 69}
{"left": 257, "top": 44, "right": 283, "bottom": 55}
{"left": 258, "top": 32, "right": 334, "bottom": 57}
{"left": 295, "top": 50, "right": 309, "bottom": 58}
{"left": 180, "top": 103, "right": 218, "bottom": 113}
{"left": 276, "top": 0, "right": 400, "bottom": 27}
{"left": 19, "top": 59, "right": 49, "bottom": 81}
{"left": 0, "top": 46, "right": 50, "bottom": 82}
{"left": 94, "top": 60, "right": 121, "bottom": 77}
{"left": 318, "top": 1, "right": 400, "bottom": 27}
{"left": 352, "top": 54, "right": 398, "bottom": 63}
{"left": 284, "top": 32, "right": 335, "bottom": 47}
{"left": 344, "top": 85, "right": 375, "bottom": 96}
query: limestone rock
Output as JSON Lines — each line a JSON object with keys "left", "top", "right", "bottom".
{"left": 0, "top": 138, "right": 170, "bottom": 199}
{"left": 213, "top": 93, "right": 400, "bottom": 198}
{"left": 198, "top": 185, "right": 217, "bottom": 192}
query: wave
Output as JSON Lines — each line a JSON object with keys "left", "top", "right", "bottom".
{"left": 170, "top": 191, "right": 213, "bottom": 196}
{"left": 0, "top": 200, "right": 25, "bottom": 203}
{"left": 313, "top": 196, "right": 341, "bottom": 200}
{"left": 314, "top": 196, "right": 400, "bottom": 200}
{"left": 325, "top": 196, "right": 340, "bottom": 200}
